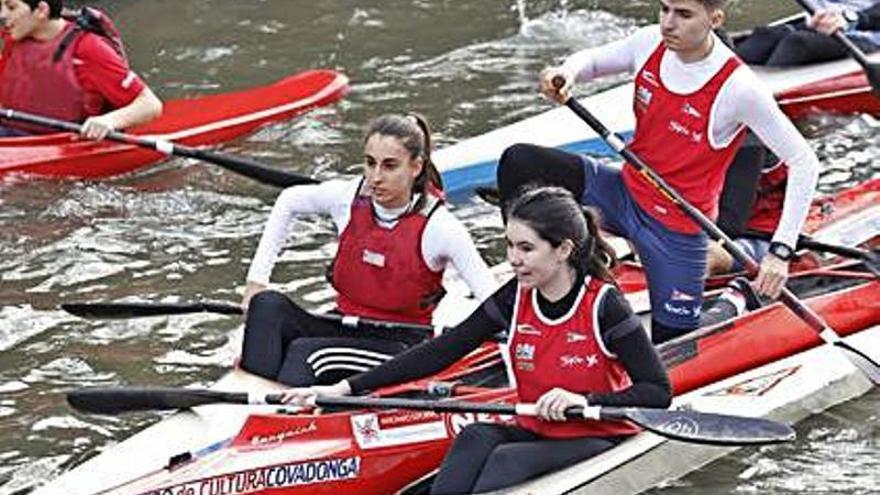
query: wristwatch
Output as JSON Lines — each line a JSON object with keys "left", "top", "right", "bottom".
{"left": 842, "top": 10, "right": 859, "bottom": 30}
{"left": 768, "top": 241, "right": 794, "bottom": 262}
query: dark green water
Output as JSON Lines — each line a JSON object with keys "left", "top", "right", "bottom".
{"left": 0, "top": 1, "right": 877, "bottom": 493}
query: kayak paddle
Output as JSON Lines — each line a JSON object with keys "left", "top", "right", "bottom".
{"left": 66, "top": 387, "right": 795, "bottom": 447}
{"left": 793, "top": 0, "right": 880, "bottom": 97}
{"left": 551, "top": 77, "right": 880, "bottom": 385}
{"left": 0, "top": 108, "right": 318, "bottom": 188}
{"left": 61, "top": 300, "right": 442, "bottom": 337}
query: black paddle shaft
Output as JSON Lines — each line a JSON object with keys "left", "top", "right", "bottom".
{"left": 551, "top": 76, "right": 880, "bottom": 385}
{"left": 0, "top": 108, "right": 318, "bottom": 188}
{"left": 66, "top": 387, "right": 795, "bottom": 446}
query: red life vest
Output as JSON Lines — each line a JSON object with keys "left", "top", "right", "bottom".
{"left": 331, "top": 184, "right": 445, "bottom": 325}
{"left": 507, "top": 277, "right": 641, "bottom": 439}
{"left": 0, "top": 22, "right": 90, "bottom": 127}
{"left": 622, "top": 42, "right": 748, "bottom": 234}
{"left": 0, "top": 9, "right": 125, "bottom": 131}
{"left": 745, "top": 161, "right": 788, "bottom": 234}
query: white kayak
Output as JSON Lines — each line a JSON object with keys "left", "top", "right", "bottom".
{"left": 434, "top": 53, "right": 880, "bottom": 198}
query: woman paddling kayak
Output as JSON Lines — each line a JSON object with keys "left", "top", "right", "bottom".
{"left": 239, "top": 113, "right": 497, "bottom": 387}
{"left": 283, "top": 186, "right": 672, "bottom": 494}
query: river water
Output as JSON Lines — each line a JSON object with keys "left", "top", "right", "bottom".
{"left": 1, "top": 0, "right": 878, "bottom": 493}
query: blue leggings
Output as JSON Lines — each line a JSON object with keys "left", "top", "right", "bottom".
{"left": 498, "top": 144, "right": 707, "bottom": 340}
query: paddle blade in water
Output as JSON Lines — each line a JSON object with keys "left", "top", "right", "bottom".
{"left": 61, "top": 301, "right": 242, "bottom": 319}
{"left": 609, "top": 407, "right": 796, "bottom": 446}
{"left": 67, "top": 388, "right": 249, "bottom": 414}
{"left": 61, "top": 302, "right": 197, "bottom": 319}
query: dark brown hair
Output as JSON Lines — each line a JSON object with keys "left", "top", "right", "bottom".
{"left": 363, "top": 113, "right": 444, "bottom": 209}
{"left": 507, "top": 186, "right": 618, "bottom": 282}
{"left": 23, "top": 0, "right": 63, "bottom": 18}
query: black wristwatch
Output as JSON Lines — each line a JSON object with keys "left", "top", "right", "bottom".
{"left": 842, "top": 10, "right": 859, "bottom": 30}
{"left": 768, "top": 241, "right": 794, "bottom": 262}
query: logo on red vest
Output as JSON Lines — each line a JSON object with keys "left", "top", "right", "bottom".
{"left": 681, "top": 102, "right": 702, "bottom": 119}
{"left": 517, "top": 324, "right": 542, "bottom": 336}
{"left": 515, "top": 343, "right": 535, "bottom": 360}
{"left": 560, "top": 353, "right": 599, "bottom": 368}
{"left": 641, "top": 70, "right": 660, "bottom": 87}
{"left": 515, "top": 343, "right": 536, "bottom": 372}
{"left": 566, "top": 331, "right": 587, "bottom": 344}
{"left": 362, "top": 249, "right": 386, "bottom": 267}
{"left": 668, "top": 120, "right": 703, "bottom": 144}
{"left": 636, "top": 85, "right": 653, "bottom": 113}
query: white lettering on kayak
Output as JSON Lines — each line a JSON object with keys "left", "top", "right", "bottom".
{"left": 139, "top": 456, "right": 360, "bottom": 495}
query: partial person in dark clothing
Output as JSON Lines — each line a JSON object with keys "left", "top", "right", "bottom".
{"left": 281, "top": 186, "right": 672, "bottom": 494}
{"left": 736, "top": 1, "right": 880, "bottom": 67}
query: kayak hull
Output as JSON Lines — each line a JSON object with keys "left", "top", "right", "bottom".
{"left": 35, "top": 263, "right": 880, "bottom": 495}
{"left": 0, "top": 70, "right": 349, "bottom": 180}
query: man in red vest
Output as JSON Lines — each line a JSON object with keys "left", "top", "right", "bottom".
{"left": 501, "top": 0, "right": 821, "bottom": 343}
{"left": 0, "top": 0, "right": 161, "bottom": 138}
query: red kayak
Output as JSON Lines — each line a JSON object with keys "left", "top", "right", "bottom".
{"left": 36, "top": 176, "right": 880, "bottom": 494}
{"left": 0, "top": 70, "right": 349, "bottom": 181}
{"left": 613, "top": 177, "right": 880, "bottom": 296}
{"left": 35, "top": 256, "right": 879, "bottom": 495}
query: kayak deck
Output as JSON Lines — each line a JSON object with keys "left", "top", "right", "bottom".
{"left": 435, "top": 52, "right": 880, "bottom": 198}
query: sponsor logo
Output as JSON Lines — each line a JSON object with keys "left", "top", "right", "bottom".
{"left": 641, "top": 70, "right": 660, "bottom": 87}
{"left": 653, "top": 204, "right": 669, "bottom": 215}
{"left": 669, "top": 120, "right": 690, "bottom": 137}
{"left": 663, "top": 301, "right": 700, "bottom": 317}
{"left": 566, "top": 332, "right": 587, "bottom": 343}
{"left": 250, "top": 421, "right": 318, "bottom": 446}
{"left": 142, "top": 457, "right": 361, "bottom": 495}
{"left": 668, "top": 120, "right": 703, "bottom": 144}
{"left": 351, "top": 412, "right": 447, "bottom": 450}
{"left": 353, "top": 415, "right": 380, "bottom": 443}
{"left": 706, "top": 366, "right": 801, "bottom": 397}
{"left": 561, "top": 354, "right": 600, "bottom": 368}
{"left": 516, "top": 324, "right": 542, "bottom": 336}
{"left": 636, "top": 85, "right": 653, "bottom": 109}
{"left": 515, "top": 343, "right": 535, "bottom": 361}
{"left": 585, "top": 353, "right": 599, "bottom": 367}
{"left": 560, "top": 355, "right": 585, "bottom": 368}
{"left": 670, "top": 289, "right": 696, "bottom": 302}
{"left": 681, "top": 102, "right": 702, "bottom": 119}
{"left": 516, "top": 361, "right": 535, "bottom": 372}
{"left": 362, "top": 249, "right": 385, "bottom": 267}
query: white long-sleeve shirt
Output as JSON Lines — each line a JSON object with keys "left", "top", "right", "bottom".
{"left": 246, "top": 178, "right": 497, "bottom": 301}
{"left": 561, "top": 26, "right": 820, "bottom": 248}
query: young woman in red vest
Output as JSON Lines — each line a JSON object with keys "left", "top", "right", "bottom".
{"left": 281, "top": 186, "right": 671, "bottom": 494}
{"left": 239, "top": 114, "right": 497, "bottom": 387}
{"left": 0, "top": 0, "right": 161, "bottom": 138}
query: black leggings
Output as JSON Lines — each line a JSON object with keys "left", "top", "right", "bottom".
{"left": 239, "top": 291, "right": 421, "bottom": 386}
{"left": 430, "top": 423, "right": 623, "bottom": 494}
{"left": 736, "top": 24, "right": 878, "bottom": 67}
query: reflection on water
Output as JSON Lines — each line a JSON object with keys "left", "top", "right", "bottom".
{"left": 1, "top": 1, "right": 877, "bottom": 493}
